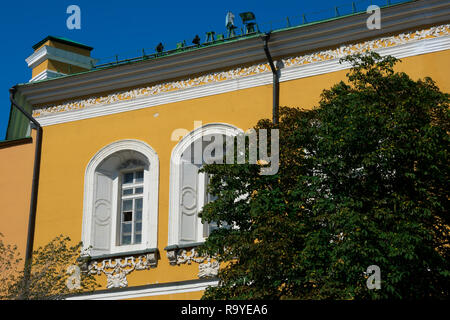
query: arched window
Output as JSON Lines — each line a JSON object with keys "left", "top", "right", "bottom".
{"left": 82, "top": 140, "right": 159, "bottom": 257}
{"left": 167, "top": 123, "right": 242, "bottom": 247}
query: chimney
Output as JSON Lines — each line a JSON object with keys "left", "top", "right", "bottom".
{"left": 25, "top": 36, "right": 96, "bottom": 82}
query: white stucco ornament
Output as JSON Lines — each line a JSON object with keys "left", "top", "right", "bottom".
{"left": 88, "top": 253, "right": 157, "bottom": 289}
{"left": 167, "top": 247, "right": 220, "bottom": 279}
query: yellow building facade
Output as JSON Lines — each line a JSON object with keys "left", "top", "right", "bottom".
{"left": 0, "top": 135, "right": 34, "bottom": 264}
{"left": 2, "top": 0, "right": 450, "bottom": 299}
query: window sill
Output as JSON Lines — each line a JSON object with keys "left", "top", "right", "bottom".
{"left": 164, "top": 242, "right": 206, "bottom": 265}
{"left": 88, "top": 247, "right": 159, "bottom": 262}
{"left": 164, "top": 242, "right": 204, "bottom": 252}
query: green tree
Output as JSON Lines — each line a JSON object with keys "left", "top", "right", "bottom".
{"left": 199, "top": 52, "right": 450, "bottom": 299}
{"left": 0, "top": 234, "right": 99, "bottom": 300}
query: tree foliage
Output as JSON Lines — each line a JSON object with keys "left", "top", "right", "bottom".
{"left": 199, "top": 52, "right": 450, "bottom": 299}
{"left": 0, "top": 234, "right": 99, "bottom": 300}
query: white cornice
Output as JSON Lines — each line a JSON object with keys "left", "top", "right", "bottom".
{"left": 66, "top": 279, "right": 218, "bottom": 300}
{"left": 29, "top": 69, "right": 66, "bottom": 82}
{"left": 25, "top": 45, "right": 97, "bottom": 70}
{"left": 34, "top": 33, "right": 450, "bottom": 127}
{"left": 17, "top": 0, "right": 450, "bottom": 105}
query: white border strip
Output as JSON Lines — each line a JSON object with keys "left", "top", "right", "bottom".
{"left": 36, "top": 35, "right": 450, "bottom": 127}
{"left": 26, "top": 45, "right": 97, "bottom": 70}
{"left": 30, "top": 69, "right": 66, "bottom": 82}
{"left": 66, "top": 279, "right": 218, "bottom": 300}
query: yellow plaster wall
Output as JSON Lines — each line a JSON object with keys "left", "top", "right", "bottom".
{"left": 31, "top": 61, "right": 49, "bottom": 78}
{"left": 279, "top": 50, "right": 450, "bottom": 110}
{"left": 0, "top": 132, "right": 35, "bottom": 263}
{"left": 33, "top": 84, "right": 272, "bottom": 287}
{"left": 31, "top": 49, "right": 450, "bottom": 296}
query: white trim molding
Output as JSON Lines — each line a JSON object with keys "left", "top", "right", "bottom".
{"left": 167, "top": 123, "right": 242, "bottom": 247}
{"left": 30, "top": 69, "right": 66, "bottom": 82}
{"left": 66, "top": 279, "right": 218, "bottom": 300}
{"left": 26, "top": 45, "right": 97, "bottom": 71}
{"left": 82, "top": 139, "right": 159, "bottom": 258}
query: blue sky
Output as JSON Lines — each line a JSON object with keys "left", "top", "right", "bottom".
{"left": 0, "top": 0, "right": 407, "bottom": 139}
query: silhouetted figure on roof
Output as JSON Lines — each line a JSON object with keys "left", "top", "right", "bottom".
{"left": 156, "top": 42, "right": 164, "bottom": 53}
{"left": 192, "top": 35, "right": 201, "bottom": 46}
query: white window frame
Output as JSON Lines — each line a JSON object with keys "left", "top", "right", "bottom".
{"left": 82, "top": 140, "right": 159, "bottom": 257}
{"left": 167, "top": 123, "right": 242, "bottom": 247}
{"left": 118, "top": 168, "right": 145, "bottom": 246}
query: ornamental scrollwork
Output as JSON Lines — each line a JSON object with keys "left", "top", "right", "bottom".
{"left": 88, "top": 252, "right": 157, "bottom": 289}
{"left": 167, "top": 247, "right": 219, "bottom": 279}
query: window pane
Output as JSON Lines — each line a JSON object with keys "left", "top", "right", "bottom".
{"left": 135, "top": 171, "right": 144, "bottom": 183}
{"left": 203, "top": 222, "right": 209, "bottom": 238}
{"left": 119, "top": 169, "right": 146, "bottom": 246}
{"left": 135, "top": 210, "right": 142, "bottom": 222}
{"left": 123, "top": 211, "right": 132, "bottom": 222}
{"left": 134, "top": 233, "right": 142, "bottom": 244}
{"left": 135, "top": 222, "right": 142, "bottom": 233}
{"left": 123, "top": 200, "right": 133, "bottom": 212}
{"left": 204, "top": 221, "right": 219, "bottom": 238}
{"left": 121, "top": 234, "right": 131, "bottom": 245}
{"left": 209, "top": 221, "right": 219, "bottom": 232}
{"left": 122, "top": 188, "right": 133, "bottom": 196}
{"left": 122, "top": 222, "right": 132, "bottom": 233}
{"left": 135, "top": 198, "right": 143, "bottom": 210}
{"left": 123, "top": 172, "right": 134, "bottom": 184}
{"left": 135, "top": 187, "right": 143, "bottom": 194}
{"left": 207, "top": 193, "right": 218, "bottom": 203}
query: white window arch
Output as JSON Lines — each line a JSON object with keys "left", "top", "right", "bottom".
{"left": 167, "top": 123, "right": 242, "bottom": 247}
{"left": 82, "top": 140, "right": 159, "bottom": 257}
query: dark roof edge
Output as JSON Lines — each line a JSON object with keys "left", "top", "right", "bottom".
{"left": 0, "top": 137, "right": 33, "bottom": 149}
{"left": 32, "top": 35, "right": 93, "bottom": 51}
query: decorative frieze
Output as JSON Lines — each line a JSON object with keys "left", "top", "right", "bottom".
{"left": 88, "top": 252, "right": 157, "bottom": 289}
{"left": 166, "top": 249, "right": 178, "bottom": 265}
{"left": 166, "top": 247, "right": 219, "bottom": 279}
{"left": 32, "top": 24, "right": 449, "bottom": 118}
{"left": 281, "top": 24, "right": 450, "bottom": 68}
{"left": 198, "top": 258, "right": 220, "bottom": 279}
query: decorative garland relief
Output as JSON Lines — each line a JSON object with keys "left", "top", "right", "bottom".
{"left": 87, "top": 249, "right": 217, "bottom": 289}
{"left": 88, "top": 252, "right": 157, "bottom": 289}
{"left": 167, "top": 248, "right": 220, "bottom": 279}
